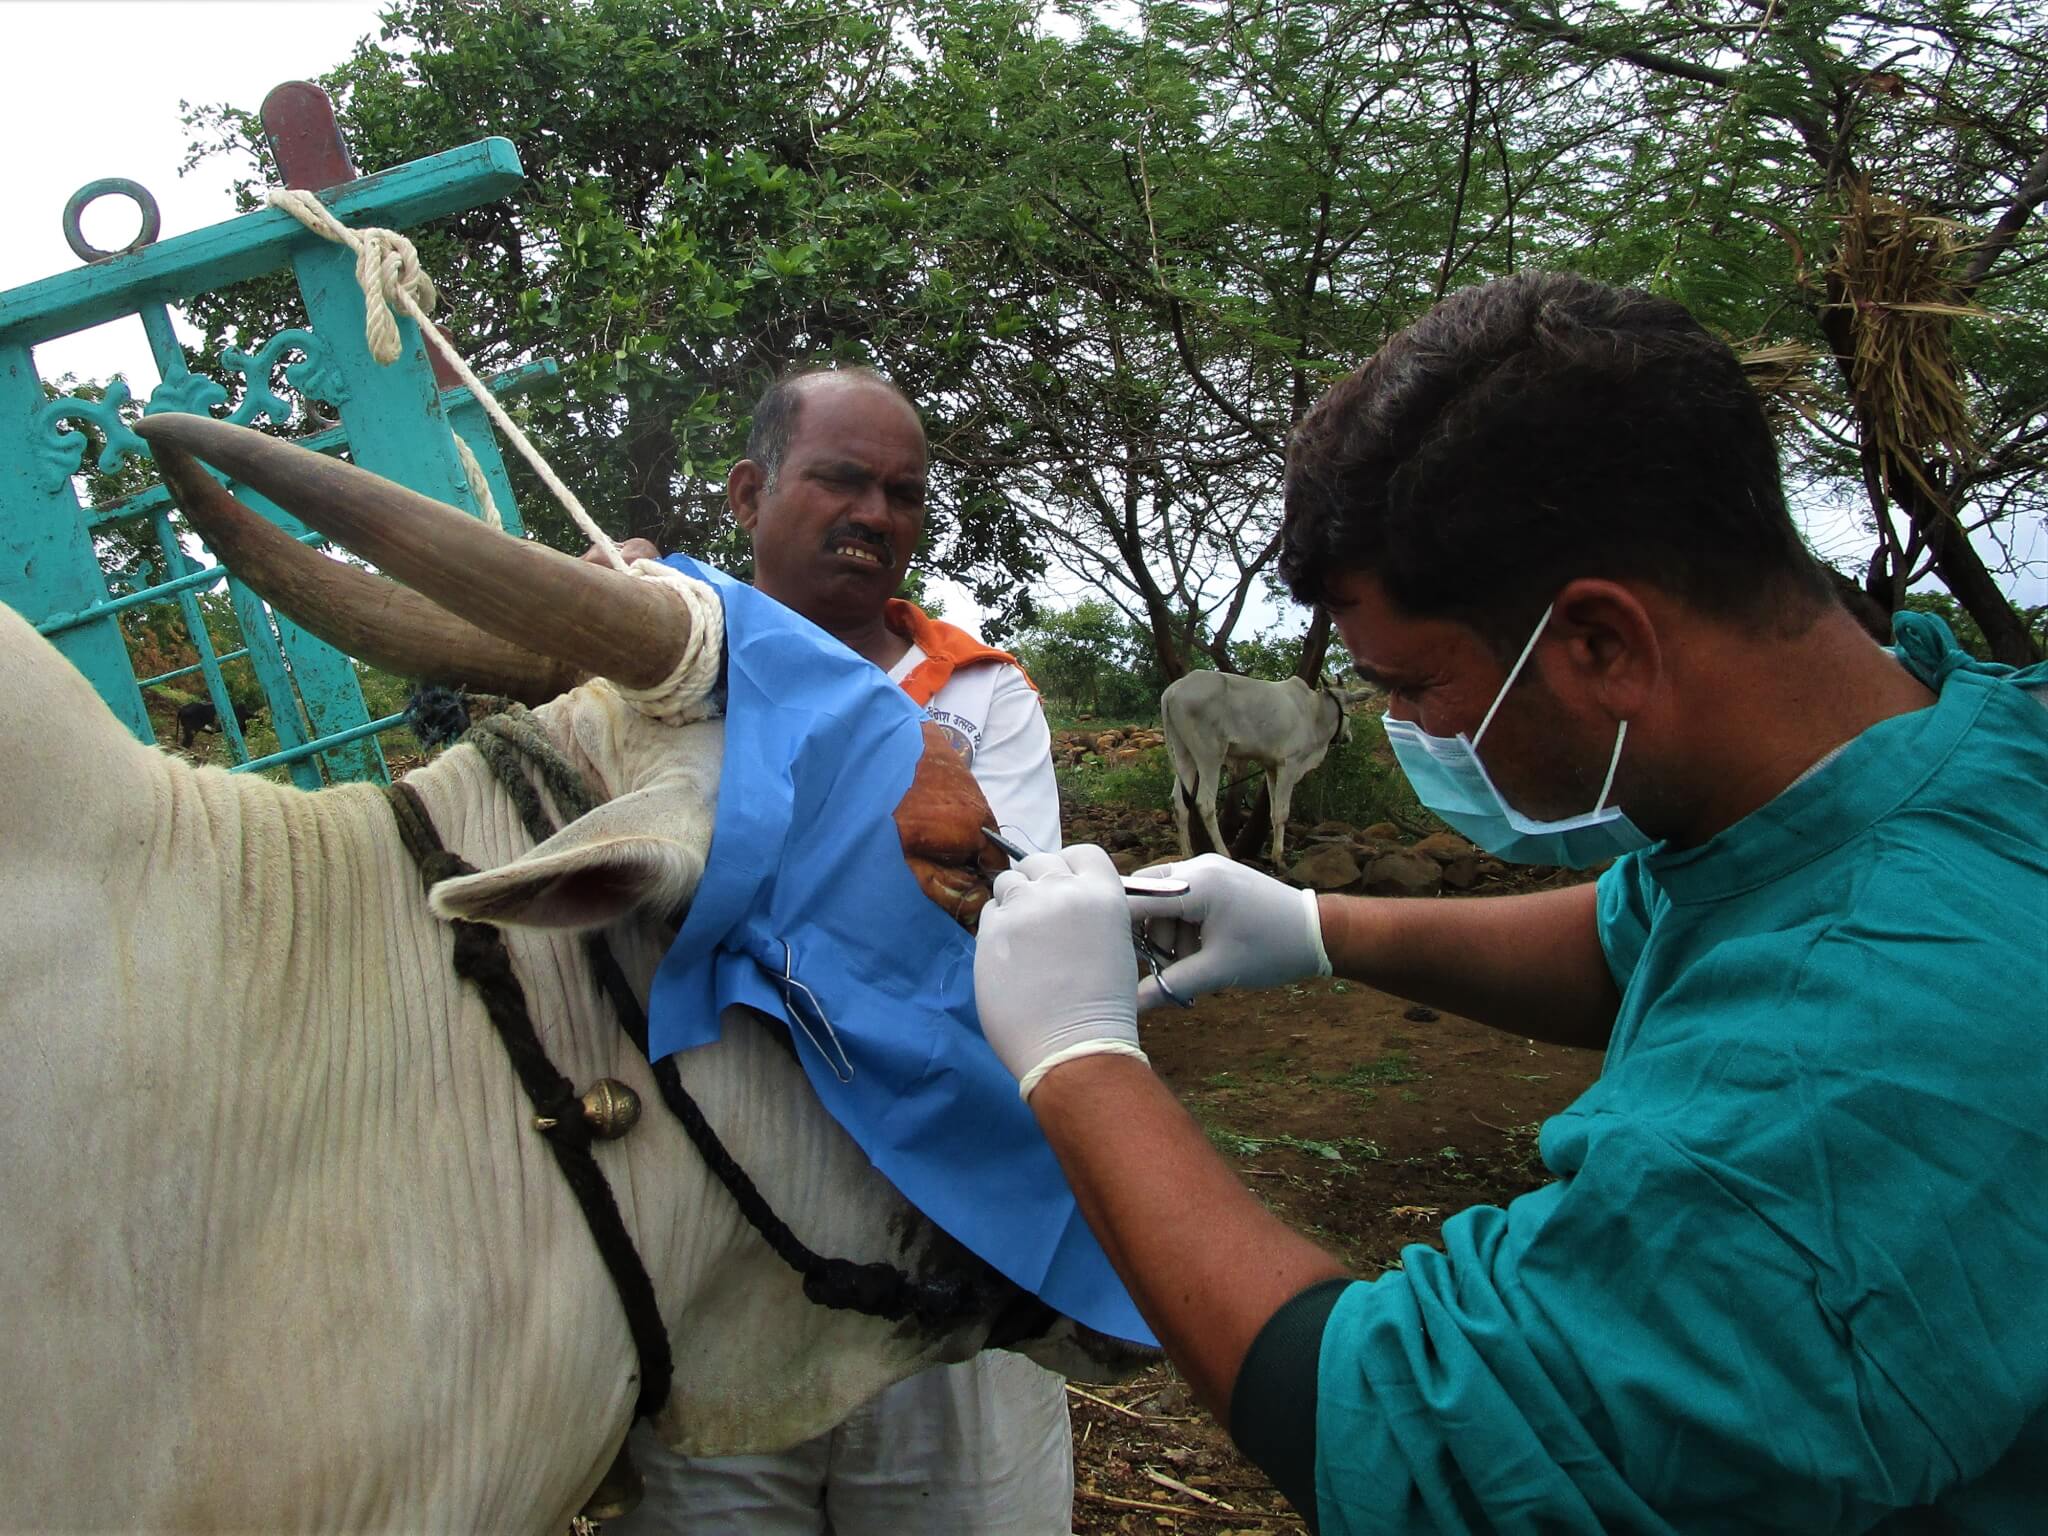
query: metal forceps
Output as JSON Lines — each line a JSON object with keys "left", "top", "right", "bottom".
{"left": 1130, "top": 923, "right": 1194, "bottom": 1010}
{"left": 981, "top": 828, "right": 1195, "bottom": 1009}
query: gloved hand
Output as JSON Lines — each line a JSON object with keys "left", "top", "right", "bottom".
{"left": 1126, "top": 854, "right": 1331, "bottom": 1011}
{"left": 975, "top": 845, "right": 1149, "bottom": 1099}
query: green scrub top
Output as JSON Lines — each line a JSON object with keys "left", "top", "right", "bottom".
{"left": 1305, "top": 614, "right": 2048, "bottom": 1533}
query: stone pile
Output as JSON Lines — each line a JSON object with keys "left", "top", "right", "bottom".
{"left": 1054, "top": 726, "right": 1167, "bottom": 768}
{"left": 1286, "top": 822, "right": 1513, "bottom": 897}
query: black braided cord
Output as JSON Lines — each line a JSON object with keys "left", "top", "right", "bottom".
{"left": 384, "top": 780, "right": 674, "bottom": 1420}
{"left": 578, "top": 928, "right": 977, "bottom": 1330}
{"left": 428, "top": 707, "right": 981, "bottom": 1330}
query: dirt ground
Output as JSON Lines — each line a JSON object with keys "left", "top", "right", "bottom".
{"left": 1055, "top": 802, "right": 1605, "bottom": 1534}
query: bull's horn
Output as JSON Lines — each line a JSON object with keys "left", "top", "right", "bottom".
{"left": 132, "top": 414, "right": 689, "bottom": 690}
{"left": 154, "top": 442, "right": 583, "bottom": 705}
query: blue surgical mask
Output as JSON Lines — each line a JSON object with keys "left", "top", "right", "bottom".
{"left": 1381, "top": 603, "right": 1651, "bottom": 868}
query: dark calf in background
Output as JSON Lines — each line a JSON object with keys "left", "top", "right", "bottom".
{"left": 176, "top": 699, "right": 264, "bottom": 750}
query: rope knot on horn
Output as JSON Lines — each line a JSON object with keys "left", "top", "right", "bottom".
{"left": 610, "top": 565, "right": 725, "bottom": 725}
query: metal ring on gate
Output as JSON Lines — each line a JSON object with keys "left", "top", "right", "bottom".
{"left": 63, "top": 178, "right": 163, "bottom": 264}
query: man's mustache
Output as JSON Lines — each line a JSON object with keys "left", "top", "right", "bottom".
{"left": 823, "top": 524, "right": 893, "bottom": 565}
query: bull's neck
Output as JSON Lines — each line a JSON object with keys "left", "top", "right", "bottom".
{"left": 137, "top": 750, "right": 714, "bottom": 1514}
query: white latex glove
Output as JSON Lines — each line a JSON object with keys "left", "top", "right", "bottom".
{"left": 975, "top": 845, "right": 1149, "bottom": 1100}
{"left": 1126, "top": 853, "right": 1331, "bottom": 1011}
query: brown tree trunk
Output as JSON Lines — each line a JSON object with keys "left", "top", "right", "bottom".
{"left": 620, "top": 399, "right": 679, "bottom": 551}
{"left": 1293, "top": 607, "right": 1335, "bottom": 682}
{"left": 1914, "top": 489, "right": 2043, "bottom": 664}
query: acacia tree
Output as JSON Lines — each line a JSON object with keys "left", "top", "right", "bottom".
{"left": 180, "top": 0, "right": 2045, "bottom": 663}
{"left": 901, "top": 0, "right": 1555, "bottom": 681}
{"left": 1465, "top": 0, "right": 2048, "bottom": 660}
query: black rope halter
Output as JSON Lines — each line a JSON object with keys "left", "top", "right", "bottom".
{"left": 385, "top": 703, "right": 984, "bottom": 1422}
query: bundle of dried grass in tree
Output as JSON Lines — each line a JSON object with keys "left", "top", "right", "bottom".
{"left": 1828, "top": 178, "right": 1982, "bottom": 503}
{"left": 1735, "top": 338, "right": 1831, "bottom": 431}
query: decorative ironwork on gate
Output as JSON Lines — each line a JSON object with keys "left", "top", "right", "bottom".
{"left": 0, "top": 83, "right": 554, "bottom": 786}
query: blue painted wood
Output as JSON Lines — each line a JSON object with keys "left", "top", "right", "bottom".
{"left": 233, "top": 711, "right": 407, "bottom": 776}
{"left": 0, "top": 340, "right": 154, "bottom": 741}
{"left": 33, "top": 537, "right": 306, "bottom": 633}
{"left": 213, "top": 478, "right": 386, "bottom": 784}
{"left": 76, "top": 360, "right": 554, "bottom": 531}
{"left": 440, "top": 362, "right": 558, "bottom": 539}
{"left": 1, "top": 124, "right": 551, "bottom": 788}
{"left": 151, "top": 509, "right": 247, "bottom": 757}
{"left": 0, "top": 139, "right": 523, "bottom": 346}
{"left": 448, "top": 395, "right": 525, "bottom": 537}
{"left": 138, "top": 647, "right": 248, "bottom": 687}
{"left": 218, "top": 569, "right": 325, "bottom": 791}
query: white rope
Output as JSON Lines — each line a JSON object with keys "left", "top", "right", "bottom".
{"left": 266, "top": 188, "right": 628, "bottom": 574}
{"left": 450, "top": 433, "right": 503, "bottom": 530}
{"left": 608, "top": 563, "right": 725, "bottom": 724}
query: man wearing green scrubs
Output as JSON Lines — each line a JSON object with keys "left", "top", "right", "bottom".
{"left": 972, "top": 273, "right": 2048, "bottom": 1533}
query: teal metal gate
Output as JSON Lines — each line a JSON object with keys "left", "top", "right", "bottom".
{"left": 0, "top": 83, "right": 552, "bottom": 787}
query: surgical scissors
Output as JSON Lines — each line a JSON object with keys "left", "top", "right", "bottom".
{"left": 981, "top": 827, "right": 1194, "bottom": 1008}
{"left": 980, "top": 826, "right": 1191, "bottom": 898}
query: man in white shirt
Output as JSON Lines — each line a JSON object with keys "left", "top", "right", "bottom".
{"left": 604, "top": 366, "right": 1071, "bottom": 1534}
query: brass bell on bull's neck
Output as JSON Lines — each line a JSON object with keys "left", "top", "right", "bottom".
{"left": 578, "top": 1078, "right": 641, "bottom": 1140}
{"left": 535, "top": 1078, "right": 642, "bottom": 1140}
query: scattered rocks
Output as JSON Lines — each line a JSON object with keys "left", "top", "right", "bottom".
{"left": 1307, "top": 819, "right": 1358, "bottom": 841}
{"left": 1440, "top": 853, "right": 1485, "bottom": 891}
{"left": 1360, "top": 821, "right": 1403, "bottom": 841}
{"left": 1111, "top": 847, "right": 1156, "bottom": 874}
{"left": 1052, "top": 726, "right": 1167, "bottom": 770}
{"left": 1289, "top": 843, "right": 1362, "bottom": 891}
{"left": 1402, "top": 1004, "right": 1441, "bottom": 1022}
{"left": 1364, "top": 850, "right": 1442, "bottom": 897}
{"left": 1409, "top": 831, "right": 1474, "bottom": 864}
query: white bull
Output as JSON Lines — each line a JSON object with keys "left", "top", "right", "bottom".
{"left": 0, "top": 418, "right": 1137, "bottom": 1533}
{"left": 1162, "top": 671, "right": 1361, "bottom": 865}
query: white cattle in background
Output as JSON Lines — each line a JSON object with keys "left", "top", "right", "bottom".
{"left": 1161, "top": 672, "right": 1362, "bottom": 864}
{"left": 0, "top": 416, "right": 1142, "bottom": 1536}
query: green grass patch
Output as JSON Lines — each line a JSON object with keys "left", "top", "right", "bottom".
{"left": 1317, "top": 1050, "right": 1426, "bottom": 1092}
{"left": 1052, "top": 714, "right": 1442, "bottom": 836}
{"left": 1055, "top": 745, "right": 1176, "bottom": 811}
{"left": 1206, "top": 1125, "right": 1386, "bottom": 1167}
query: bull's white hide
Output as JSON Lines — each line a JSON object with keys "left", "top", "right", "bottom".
{"left": 1161, "top": 672, "right": 1355, "bottom": 865}
{"left": 0, "top": 600, "right": 1112, "bottom": 1533}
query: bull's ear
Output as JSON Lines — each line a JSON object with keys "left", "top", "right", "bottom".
{"left": 429, "top": 771, "right": 713, "bottom": 931}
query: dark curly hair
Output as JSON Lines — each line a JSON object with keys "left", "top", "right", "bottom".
{"left": 1280, "top": 273, "right": 1831, "bottom": 657}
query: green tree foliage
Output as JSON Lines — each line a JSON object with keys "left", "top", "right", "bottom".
{"left": 179, "top": 0, "right": 2047, "bottom": 671}
{"left": 182, "top": 0, "right": 1044, "bottom": 619}
{"left": 1012, "top": 598, "right": 1166, "bottom": 718}
{"left": 1455, "top": 0, "right": 2048, "bottom": 660}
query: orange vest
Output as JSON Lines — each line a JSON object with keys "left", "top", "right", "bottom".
{"left": 884, "top": 598, "right": 1038, "bottom": 707}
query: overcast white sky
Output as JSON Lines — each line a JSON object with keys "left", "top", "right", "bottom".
{"left": 4, "top": 0, "right": 2037, "bottom": 625}
{"left": 2, "top": 1, "right": 391, "bottom": 367}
